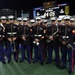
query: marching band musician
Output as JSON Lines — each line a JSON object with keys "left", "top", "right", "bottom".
{"left": 46, "top": 17, "right": 60, "bottom": 68}
{"left": 20, "top": 18, "right": 32, "bottom": 63}
{"left": 32, "top": 16, "right": 46, "bottom": 65}
{"left": 0, "top": 16, "right": 7, "bottom": 64}
{"left": 16, "top": 17, "right": 23, "bottom": 61}
{"left": 42, "top": 19, "right": 48, "bottom": 59}
{"left": 29, "top": 19, "right": 36, "bottom": 60}
{"left": 57, "top": 18, "right": 63, "bottom": 63}
{"left": 5, "top": 15, "right": 18, "bottom": 63}
{"left": 70, "top": 18, "right": 75, "bottom": 65}
{"left": 0, "top": 16, "right": 7, "bottom": 63}
{"left": 0, "top": 16, "right": 7, "bottom": 49}
{"left": 59, "top": 16, "right": 74, "bottom": 74}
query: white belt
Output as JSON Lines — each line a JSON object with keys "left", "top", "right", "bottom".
{"left": 34, "top": 35, "right": 42, "bottom": 37}
{"left": 7, "top": 32, "right": 17, "bottom": 35}
{"left": 0, "top": 35, "right": 1, "bottom": 37}
{"left": 22, "top": 35, "right": 26, "bottom": 36}
{"left": 62, "top": 36, "right": 69, "bottom": 39}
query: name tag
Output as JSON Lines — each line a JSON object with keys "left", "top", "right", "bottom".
{"left": 0, "top": 35, "right": 1, "bottom": 37}
{"left": 7, "top": 32, "right": 17, "bottom": 35}
{"left": 34, "top": 35, "right": 42, "bottom": 37}
{"left": 62, "top": 36, "right": 69, "bottom": 39}
{"left": 22, "top": 35, "right": 26, "bottom": 36}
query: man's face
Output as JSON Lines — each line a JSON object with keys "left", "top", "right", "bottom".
{"left": 51, "top": 20, "right": 56, "bottom": 25}
{"left": 58, "top": 21, "right": 62, "bottom": 25}
{"left": 9, "top": 19, "right": 14, "bottom": 23}
{"left": 18, "top": 21, "right": 22, "bottom": 25}
{"left": 1, "top": 19, "right": 6, "bottom": 23}
{"left": 37, "top": 20, "right": 42, "bottom": 24}
{"left": 70, "top": 21, "right": 74, "bottom": 25}
{"left": 31, "top": 22, "right": 35, "bottom": 26}
{"left": 65, "top": 20, "right": 70, "bottom": 25}
{"left": 23, "top": 21, "right": 28, "bottom": 25}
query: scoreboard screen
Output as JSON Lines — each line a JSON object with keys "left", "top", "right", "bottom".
{"left": 33, "top": 7, "right": 45, "bottom": 18}
{"left": 33, "top": 7, "right": 59, "bottom": 18}
{"left": 33, "top": 3, "right": 69, "bottom": 18}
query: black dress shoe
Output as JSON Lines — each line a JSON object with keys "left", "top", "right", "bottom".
{"left": 20, "top": 60, "right": 24, "bottom": 62}
{"left": 2, "top": 62, "right": 6, "bottom": 64}
{"left": 40, "top": 62, "right": 44, "bottom": 65}
{"left": 15, "top": 60, "right": 18, "bottom": 62}
{"left": 59, "top": 66, "right": 66, "bottom": 70}
{"left": 28, "top": 61, "right": 31, "bottom": 64}
{"left": 46, "top": 62, "right": 51, "bottom": 64}
{"left": 74, "top": 62, "right": 75, "bottom": 65}
{"left": 32, "top": 61, "right": 37, "bottom": 63}
{"left": 7, "top": 60, "right": 10, "bottom": 63}
{"left": 68, "top": 70, "right": 73, "bottom": 75}
{"left": 56, "top": 64, "right": 60, "bottom": 68}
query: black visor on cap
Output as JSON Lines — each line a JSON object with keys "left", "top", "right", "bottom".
{"left": 58, "top": 20, "right": 61, "bottom": 22}
{"left": 18, "top": 20, "right": 22, "bottom": 21}
{"left": 51, "top": 20, "right": 55, "bottom": 22}
{"left": 23, "top": 20, "right": 27, "bottom": 22}
{"left": 1, "top": 19, "right": 6, "bottom": 20}
{"left": 44, "top": 22, "right": 47, "bottom": 23}
{"left": 9, "top": 18, "right": 14, "bottom": 20}
{"left": 70, "top": 20, "right": 74, "bottom": 22}
{"left": 37, "top": 19, "right": 41, "bottom": 21}
{"left": 65, "top": 19, "right": 70, "bottom": 21}
{"left": 31, "top": 22, "right": 35, "bottom": 23}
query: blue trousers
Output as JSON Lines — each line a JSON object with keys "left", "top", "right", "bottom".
{"left": 21, "top": 45, "right": 31, "bottom": 62}
{"left": 47, "top": 44, "right": 60, "bottom": 65}
{"left": 6, "top": 41, "right": 17, "bottom": 61}
{"left": 61, "top": 45, "right": 74, "bottom": 72}
{"left": 0, "top": 45, "right": 5, "bottom": 62}
{"left": 33, "top": 44, "right": 44, "bottom": 62}
{"left": 72, "top": 44, "right": 75, "bottom": 64}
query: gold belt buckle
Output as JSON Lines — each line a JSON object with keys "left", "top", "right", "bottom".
{"left": 73, "top": 42, "right": 75, "bottom": 44}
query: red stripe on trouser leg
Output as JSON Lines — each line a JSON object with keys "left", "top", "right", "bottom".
{"left": 30, "top": 50, "right": 32, "bottom": 61}
{"left": 30, "top": 49, "right": 33, "bottom": 60}
{"left": 72, "top": 50, "right": 74, "bottom": 72}
{"left": 16, "top": 51, "right": 18, "bottom": 59}
{"left": 42, "top": 45, "right": 44, "bottom": 61}
{"left": 57, "top": 49, "right": 60, "bottom": 65}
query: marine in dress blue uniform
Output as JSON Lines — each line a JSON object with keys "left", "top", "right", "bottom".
{"left": 32, "top": 17, "right": 46, "bottom": 65}
{"left": 0, "top": 16, "right": 7, "bottom": 63}
{"left": 0, "top": 23, "right": 5, "bottom": 64}
{"left": 70, "top": 18, "right": 75, "bottom": 65}
{"left": 46, "top": 17, "right": 60, "bottom": 68}
{"left": 59, "top": 16, "right": 74, "bottom": 74}
{"left": 16, "top": 17, "right": 22, "bottom": 61}
{"left": 5, "top": 15, "right": 18, "bottom": 63}
{"left": 29, "top": 19, "right": 36, "bottom": 60}
{"left": 20, "top": 18, "right": 31, "bottom": 63}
